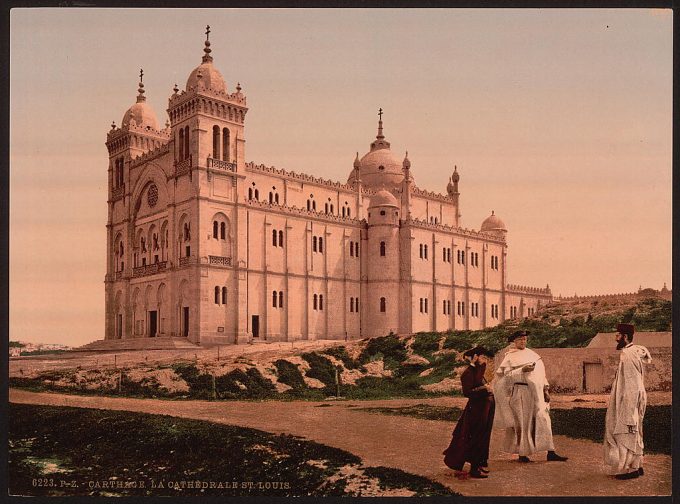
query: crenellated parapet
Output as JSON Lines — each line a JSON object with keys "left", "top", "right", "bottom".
{"left": 411, "top": 185, "right": 454, "bottom": 203}
{"left": 552, "top": 289, "right": 671, "bottom": 302}
{"left": 406, "top": 216, "right": 507, "bottom": 243}
{"left": 130, "top": 142, "right": 171, "bottom": 167}
{"left": 246, "top": 162, "right": 358, "bottom": 192}
{"left": 245, "top": 198, "right": 364, "bottom": 226}
{"left": 168, "top": 89, "right": 246, "bottom": 126}
{"left": 506, "top": 283, "right": 552, "bottom": 296}
{"left": 106, "top": 123, "right": 171, "bottom": 155}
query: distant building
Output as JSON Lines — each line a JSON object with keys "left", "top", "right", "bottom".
{"left": 9, "top": 347, "right": 21, "bottom": 358}
{"left": 103, "top": 29, "right": 552, "bottom": 346}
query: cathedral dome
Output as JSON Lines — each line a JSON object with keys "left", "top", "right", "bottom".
{"left": 369, "top": 189, "right": 399, "bottom": 209}
{"left": 185, "top": 27, "right": 227, "bottom": 93}
{"left": 122, "top": 71, "right": 159, "bottom": 130}
{"left": 186, "top": 61, "right": 227, "bottom": 93}
{"left": 350, "top": 111, "right": 405, "bottom": 190}
{"left": 481, "top": 211, "right": 507, "bottom": 232}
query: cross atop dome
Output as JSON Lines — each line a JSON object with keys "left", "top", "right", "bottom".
{"left": 136, "top": 68, "right": 146, "bottom": 102}
{"left": 202, "top": 24, "right": 213, "bottom": 63}
{"left": 377, "top": 108, "right": 384, "bottom": 140}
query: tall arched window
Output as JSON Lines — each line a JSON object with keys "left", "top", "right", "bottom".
{"left": 178, "top": 129, "right": 184, "bottom": 160}
{"left": 248, "top": 188, "right": 253, "bottom": 200}
{"left": 342, "top": 207, "right": 346, "bottom": 217}
{"left": 325, "top": 203, "right": 329, "bottom": 213}
{"left": 347, "top": 208, "right": 351, "bottom": 218}
{"left": 212, "top": 125, "right": 220, "bottom": 159}
{"left": 380, "top": 241, "right": 386, "bottom": 256}
{"left": 307, "top": 200, "right": 311, "bottom": 211}
{"left": 269, "top": 192, "right": 273, "bottom": 203}
{"left": 278, "top": 230, "right": 283, "bottom": 247}
{"left": 214, "top": 286, "right": 220, "bottom": 304}
{"left": 213, "top": 221, "right": 219, "bottom": 239}
{"left": 254, "top": 189, "right": 259, "bottom": 200}
{"left": 220, "top": 222, "right": 226, "bottom": 240}
{"left": 319, "top": 294, "right": 324, "bottom": 310}
{"left": 313, "top": 294, "right": 318, "bottom": 310}
{"left": 313, "top": 236, "right": 317, "bottom": 252}
{"left": 278, "top": 291, "right": 284, "bottom": 308}
{"left": 222, "top": 287, "right": 227, "bottom": 305}
{"left": 222, "top": 128, "right": 230, "bottom": 161}
{"left": 318, "top": 237, "right": 323, "bottom": 253}
{"left": 275, "top": 193, "right": 279, "bottom": 204}
{"left": 184, "top": 126, "right": 190, "bottom": 159}
{"left": 272, "top": 229, "right": 278, "bottom": 246}
{"left": 380, "top": 297, "right": 386, "bottom": 313}
{"left": 312, "top": 201, "right": 316, "bottom": 211}
{"left": 272, "top": 291, "right": 278, "bottom": 308}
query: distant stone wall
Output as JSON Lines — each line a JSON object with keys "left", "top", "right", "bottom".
{"left": 493, "top": 346, "right": 672, "bottom": 394}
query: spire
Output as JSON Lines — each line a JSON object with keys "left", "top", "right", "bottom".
{"left": 136, "top": 68, "right": 146, "bottom": 103}
{"left": 377, "top": 108, "right": 384, "bottom": 139}
{"left": 353, "top": 152, "right": 360, "bottom": 169}
{"left": 202, "top": 25, "right": 213, "bottom": 63}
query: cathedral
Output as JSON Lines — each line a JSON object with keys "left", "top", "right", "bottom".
{"left": 104, "top": 29, "right": 552, "bottom": 346}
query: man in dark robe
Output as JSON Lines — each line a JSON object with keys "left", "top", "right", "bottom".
{"left": 443, "top": 346, "right": 496, "bottom": 479}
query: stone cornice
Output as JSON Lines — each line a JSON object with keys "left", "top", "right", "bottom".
{"left": 244, "top": 198, "right": 366, "bottom": 228}
{"left": 405, "top": 218, "right": 507, "bottom": 244}
{"left": 246, "top": 162, "right": 358, "bottom": 193}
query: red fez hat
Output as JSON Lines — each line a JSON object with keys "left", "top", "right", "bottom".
{"left": 617, "top": 323, "right": 635, "bottom": 337}
{"left": 508, "top": 330, "right": 530, "bottom": 342}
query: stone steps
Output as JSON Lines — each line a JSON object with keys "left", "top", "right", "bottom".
{"left": 74, "top": 337, "right": 200, "bottom": 352}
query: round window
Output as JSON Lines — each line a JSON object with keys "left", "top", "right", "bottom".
{"left": 378, "top": 165, "right": 385, "bottom": 171}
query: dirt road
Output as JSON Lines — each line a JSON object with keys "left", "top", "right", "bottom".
{"left": 9, "top": 389, "right": 670, "bottom": 496}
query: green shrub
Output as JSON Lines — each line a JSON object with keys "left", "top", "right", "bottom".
{"left": 274, "top": 360, "right": 307, "bottom": 390}
{"left": 358, "top": 335, "right": 407, "bottom": 370}
{"left": 411, "top": 333, "right": 441, "bottom": 361}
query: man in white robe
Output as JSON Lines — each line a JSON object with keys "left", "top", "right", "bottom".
{"left": 604, "top": 323, "right": 652, "bottom": 479}
{"left": 493, "top": 330, "right": 568, "bottom": 462}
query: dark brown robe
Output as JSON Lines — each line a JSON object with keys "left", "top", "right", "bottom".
{"left": 442, "top": 362, "right": 496, "bottom": 470}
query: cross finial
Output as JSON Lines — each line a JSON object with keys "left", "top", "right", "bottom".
{"left": 206, "top": 25, "right": 210, "bottom": 40}
{"left": 378, "top": 108, "right": 383, "bottom": 120}
{"left": 139, "top": 68, "right": 144, "bottom": 82}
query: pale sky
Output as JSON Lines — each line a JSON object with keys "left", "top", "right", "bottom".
{"left": 10, "top": 8, "right": 672, "bottom": 345}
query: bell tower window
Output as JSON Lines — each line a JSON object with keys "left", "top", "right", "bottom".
{"left": 222, "top": 128, "right": 230, "bottom": 161}
{"left": 212, "top": 125, "right": 220, "bottom": 158}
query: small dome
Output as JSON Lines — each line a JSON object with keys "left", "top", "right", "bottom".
{"left": 186, "top": 61, "right": 227, "bottom": 93}
{"left": 481, "top": 211, "right": 507, "bottom": 232}
{"left": 122, "top": 101, "right": 159, "bottom": 130}
{"left": 368, "top": 189, "right": 399, "bottom": 209}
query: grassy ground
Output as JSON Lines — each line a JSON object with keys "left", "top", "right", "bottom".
{"left": 357, "top": 404, "right": 671, "bottom": 455}
{"left": 9, "top": 404, "right": 457, "bottom": 497}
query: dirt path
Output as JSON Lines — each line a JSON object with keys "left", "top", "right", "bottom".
{"left": 9, "top": 389, "right": 671, "bottom": 496}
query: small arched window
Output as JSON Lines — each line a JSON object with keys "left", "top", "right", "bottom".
{"left": 424, "top": 245, "right": 428, "bottom": 259}
{"left": 214, "top": 286, "right": 220, "bottom": 305}
{"left": 380, "top": 241, "right": 386, "bottom": 257}
{"left": 330, "top": 204, "right": 334, "bottom": 214}
{"left": 319, "top": 294, "right": 324, "bottom": 310}
{"left": 269, "top": 192, "right": 273, "bottom": 204}
{"left": 278, "top": 230, "right": 284, "bottom": 247}
{"left": 313, "top": 236, "right": 317, "bottom": 252}
{"left": 342, "top": 207, "right": 346, "bottom": 218}
{"left": 380, "top": 297, "right": 386, "bottom": 313}
{"left": 419, "top": 244, "right": 423, "bottom": 258}
{"left": 184, "top": 126, "right": 190, "bottom": 160}
{"left": 278, "top": 291, "right": 284, "bottom": 308}
{"left": 212, "top": 125, "right": 220, "bottom": 159}
{"left": 307, "top": 200, "right": 311, "bottom": 211}
{"left": 312, "top": 201, "right": 317, "bottom": 211}
{"left": 254, "top": 189, "right": 259, "bottom": 200}
{"left": 318, "top": 237, "right": 323, "bottom": 253}
{"left": 325, "top": 203, "right": 329, "bottom": 213}
{"left": 222, "top": 287, "right": 227, "bottom": 305}
{"left": 220, "top": 222, "right": 226, "bottom": 240}
{"left": 272, "top": 291, "right": 278, "bottom": 308}
{"left": 178, "top": 129, "right": 184, "bottom": 160}
{"left": 272, "top": 229, "right": 278, "bottom": 246}
{"left": 313, "top": 294, "right": 318, "bottom": 310}
{"left": 275, "top": 193, "right": 280, "bottom": 204}
{"left": 347, "top": 208, "right": 351, "bottom": 218}
{"left": 213, "top": 221, "right": 219, "bottom": 239}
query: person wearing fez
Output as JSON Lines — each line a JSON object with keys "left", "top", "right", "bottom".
{"left": 443, "top": 346, "right": 496, "bottom": 479}
{"left": 493, "top": 330, "right": 568, "bottom": 463}
{"left": 604, "top": 323, "right": 652, "bottom": 480}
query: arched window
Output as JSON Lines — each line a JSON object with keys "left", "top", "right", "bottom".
{"left": 342, "top": 207, "right": 346, "bottom": 217}
{"left": 420, "top": 298, "right": 423, "bottom": 313}
{"left": 222, "top": 287, "right": 227, "bottom": 305}
{"left": 318, "top": 237, "right": 323, "bottom": 253}
{"left": 213, "top": 221, "right": 218, "bottom": 239}
{"left": 349, "top": 297, "right": 354, "bottom": 312}
{"left": 380, "top": 241, "right": 386, "bottom": 256}
{"left": 275, "top": 193, "right": 280, "bottom": 204}
{"left": 269, "top": 192, "right": 273, "bottom": 203}
{"left": 325, "top": 203, "right": 329, "bottom": 213}
{"left": 312, "top": 201, "right": 316, "bottom": 211}
{"left": 272, "top": 229, "right": 278, "bottom": 246}
{"left": 178, "top": 129, "right": 184, "bottom": 160}
{"left": 380, "top": 297, "right": 386, "bottom": 313}
{"left": 278, "top": 291, "right": 284, "bottom": 308}
{"left": 278, "top": 230, "right": 284, "bottom": 247}
{"left": 319, "top": 294, "right": 324, "bottom": 310}
{"left": 330, "top": 204, "right": 334, "bottom": 214}
{"left": 220, "top": 222, "right": 226, "bottom": 240}
{"left": 425, "top": 298, "right": 428, "bottom": 313}
{"left": 222, "top": 128, "right": 230, "bottom": 161}
{"left": 424, "top": 245, "right": 428, "bottom": 259}
{"left": 254, "top": 189, "right": 259, "bottom": 200}
{"left": 313, "top": 236, "right": 317, "bottom": 252}
{"left": 272, "top": 291, "right": 278, "bottom": 307}
{"left": 184, "top": 126, "right": 190, "bottom": 159}
{"left": 355, "top": 298, "right": 359, "bottom": 312}
{"left": 419, "top": 244, "right": 423, "bottom": 258}
{"left": 313, "top": 294, "right": 318, "bottom": 310}
{"left": 248, "top": 188, "right": 253, "bottom": 200}
{"left": 212, "top": 125, "right": 220, "bottom": 159}
{"left": 214, "top": 286, "right": 220, "bottom": 304}
{"left": 347, "top": 208, "right": 351, "bottom": 218}
{"left": 307, "top": 200, "right": 311, "bottom": 211}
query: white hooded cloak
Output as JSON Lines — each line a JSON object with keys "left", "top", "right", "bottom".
{"left": 603, "top": 344, "right": 652, "bottom": 475}
{"left": 493, "top": 347, "right": 555, "bottom": 455}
